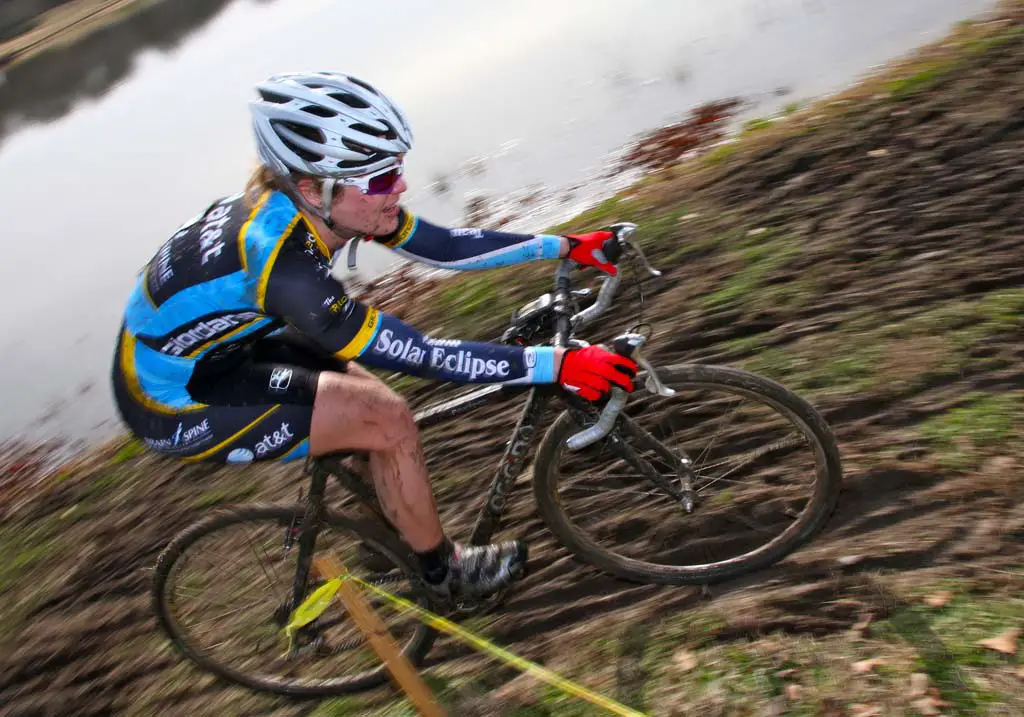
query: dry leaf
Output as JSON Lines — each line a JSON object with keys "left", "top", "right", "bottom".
{"left": 977, "top": 628, "right": 1020, "bottom": 655}
{"left": 867, "top": 148, "right": 890, "bottom": 157}
{"left": 674, "top": 649, "right": 698, "bottom": 672}
{"left": 908, "top": 672, "right": 929, "bottom": 697}
{"left": 852, "top": 657, "right": 886, "bottom": 673}
{"left": 912, "top": 697, "right": 941, "bottom": 716}
{"left": 923, "top": 591, "right": 953, "bottom": 608}
{"left": 784, "top": 683, "right": 803, "bottom": 701}
{"left": 850, "top": 705, "right": 882, "bottom": 717}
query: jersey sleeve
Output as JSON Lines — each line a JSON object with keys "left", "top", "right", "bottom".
{"left": 372, "top": 208, "right": 564, "bottom": 270}
{"left": 262, "top": 231, "right": 557, "bottom": 384}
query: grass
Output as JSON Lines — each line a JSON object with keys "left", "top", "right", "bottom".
{"left": 918, "top": 392, "right": 1024, "bottom": 469}
{"left": 885, "top": 60, "right": 959, "bottom": 99}
{"left": 701, "top": 143, "right": 738, "bottom": 165}
{"left": 111, "top": 438, "right": 145, "bottom": 463}
{"left": 876, "top": 292, "right": 1023, "bottom": 376}
{"left": 964, "top": 22, "right": 1024, "bottom": 54}
{"left": 79, "top": 469, "right": 134, "bottom": 499}
{"left": 192, "top": 482, "right": 259, "bottom": 509}
{"left": 742, "top": 117, "right": 774, "bottom": 134}
{"left": 435, "top": 274, "right": 521, "bottom": 336}
{"left": 740, "top": 330, "right": 885, "bottom": 399}
{"left": 0, "top": 523, "right": 59, "bottom": 592}
{"left": 700, "top": 233, "right": 803, "bottom": 310}
{"left": 872, "top": 588, "right": 1024, "bottom": 714}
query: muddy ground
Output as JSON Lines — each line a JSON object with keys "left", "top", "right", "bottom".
{"left": 1, "top": 5, "right": 1023, "bottom": 717}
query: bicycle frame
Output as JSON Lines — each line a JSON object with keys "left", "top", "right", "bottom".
{"left": 285, "top": 251, "right": 686, "bottom": 611}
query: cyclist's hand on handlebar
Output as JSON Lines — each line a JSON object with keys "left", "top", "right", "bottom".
{"left": 564, "top": 230, "right": 618, "bottom": 276}
{"left": 557, "top": 345, "right": 638, "bottom": 401}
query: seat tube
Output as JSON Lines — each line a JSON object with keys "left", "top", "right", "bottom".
{"left": 290, "top": 464, "right": 329, "bottom": 609}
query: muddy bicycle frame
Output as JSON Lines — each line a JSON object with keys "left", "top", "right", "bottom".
{"left": 287, "top": 248, "right": 692, "bottom": 611}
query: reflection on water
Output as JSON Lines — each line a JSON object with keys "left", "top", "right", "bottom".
{"left": 0, "top": 0, "right": 996, "bottom": 443}
{"left": 0, "top": 0, "right": 269, "bottom": 145}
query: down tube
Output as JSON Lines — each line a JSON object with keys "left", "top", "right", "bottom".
{"left": 469, "top": 388, "right": 552, "bottom": 545}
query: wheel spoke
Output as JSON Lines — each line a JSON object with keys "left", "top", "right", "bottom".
{"left": 242, "top": 527, "right": 285, "bottom": 604}
{"left": 694, "top": 395, "right": 742, "bottom": 471}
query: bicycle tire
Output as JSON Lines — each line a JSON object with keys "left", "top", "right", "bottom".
{"left": 152, "top": 504, "right": 436, "bottom": 697}
{"left": 532, "top": 363, "right": 843, "bottom": 585}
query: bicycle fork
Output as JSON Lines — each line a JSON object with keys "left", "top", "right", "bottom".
{"left": 570, "top": 405, "right": 698, "bottom": 513}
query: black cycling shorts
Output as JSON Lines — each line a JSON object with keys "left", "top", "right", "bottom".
{"left": 112, "top": 334, "right": 346, "bottom": 464}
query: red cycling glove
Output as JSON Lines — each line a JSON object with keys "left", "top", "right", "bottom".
{"left": 558, "top": 345, "right": 638, "bottom": 402}
{"left": 565, "top": 230, "right": 617, "bottom": 275}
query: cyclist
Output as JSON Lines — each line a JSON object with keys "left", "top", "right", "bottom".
{"left": 111, "top": 71, "right": 638, "bottom": 600}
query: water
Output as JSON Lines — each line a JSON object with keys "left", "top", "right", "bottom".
{"left": 0, "top": 0, "right": 994, "bottom": 443}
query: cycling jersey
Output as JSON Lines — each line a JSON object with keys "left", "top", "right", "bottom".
{"left": 112, "top": 189, "right": 564, "bottom": 462}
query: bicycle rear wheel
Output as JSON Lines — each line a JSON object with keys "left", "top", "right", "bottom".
{"left": 152, "top": 505, "right": 436, "bottom": 696}
{"left": 533, "top": 364, "right": 842, "bottom": 584}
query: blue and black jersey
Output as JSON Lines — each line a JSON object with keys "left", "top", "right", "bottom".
{"left": 112, "top": 189, "right": 563, "bottom": 462}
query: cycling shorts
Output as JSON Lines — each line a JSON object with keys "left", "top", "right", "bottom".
{"left": 112, "top": 334, "right": 345, "bottom": 463}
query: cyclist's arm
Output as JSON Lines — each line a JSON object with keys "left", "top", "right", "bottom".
{"left": 263, "top": 237, "right": 561, "bottom": 384}
{"left": 371, "top": 208, "right": 567, "bottom": 270}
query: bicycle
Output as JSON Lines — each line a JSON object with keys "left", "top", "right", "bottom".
{"left": 151, "top": 223, "right": 843, "bottom": 697}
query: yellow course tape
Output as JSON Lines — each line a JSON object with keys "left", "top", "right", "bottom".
{"left": 286, "top": 572, "right": 648, "bottom": 717}
{"left": 284, "top": 578, "right": 344, "bottom": 652}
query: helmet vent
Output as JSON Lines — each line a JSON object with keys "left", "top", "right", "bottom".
{"left": 275, "top": 121, "right": 325, "bottom": 162}
{"left": 328, "top": 92, "right": 370, "bottom": 109}
{"left": 259, "top": 90, "right": 291, "bottom": 104}
{"left": 301, "top": 105, "right": 336, "bottom": 118}
{"left": 345, "top": 77, "right": 379, "bottom": 96}
{"left": 351, "top": 122, "right": 396, "bottom": 140}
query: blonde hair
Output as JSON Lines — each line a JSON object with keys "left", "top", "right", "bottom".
{"left": 243, "top": 163, "right": 343, "bottom": 209}
{"left": 244, "top": 164, "right": 288, "bottom": 207}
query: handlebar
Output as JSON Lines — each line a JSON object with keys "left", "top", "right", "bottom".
{"left": 553, "top": 222, "right": 674, "bottom": 451}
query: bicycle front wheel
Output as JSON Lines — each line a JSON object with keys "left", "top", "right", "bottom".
{"left": 152, "top": 505, "right": 435, "bottom": 696}
{"left": 533, "top": 364, "right": 842, "bottom": 585}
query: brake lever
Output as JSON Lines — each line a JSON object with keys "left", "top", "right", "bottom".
{"left": 630, "top": 242, "right": 662, "bottom": 277}
{"left": 606, "top": 222, "right": 661, "bottom": 278}
{"left": 638, "top": 356, "right": 676, "bottom": 397}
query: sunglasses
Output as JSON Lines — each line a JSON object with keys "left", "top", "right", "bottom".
{"left": 340, "top": 161, "right": 404, "bottom": 195}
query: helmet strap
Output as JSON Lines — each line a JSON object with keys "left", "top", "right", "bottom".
{"left": 277, "top": 174, "right": 366, "bottom": 264}
{"left": 319, "top": 178, "right": 337, "bottom": 228}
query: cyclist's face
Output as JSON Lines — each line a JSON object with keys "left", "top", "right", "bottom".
{"left": 329, "top": 169, "right": 408, "bottom": 237}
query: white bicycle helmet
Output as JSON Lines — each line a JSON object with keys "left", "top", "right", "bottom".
{"left": 250, "top": 71, "right": 413, "bottom": 179}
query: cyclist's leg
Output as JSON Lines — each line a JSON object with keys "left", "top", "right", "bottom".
{"left": 309, "top": 363, "right": 528, "bottom": 596}
{"left": 308, "top": 367, "right": 442, "bottom": 552}
{"left": 186, "top": 340, "right": 441, "bottom": 550}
